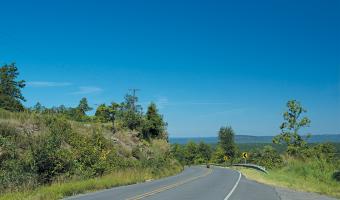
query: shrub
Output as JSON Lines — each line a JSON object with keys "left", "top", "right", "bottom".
{"left": 0, "top": 125, "right": 37, "bottom": 191}
{"left": 250, "top": 145, "right": 283, "bottom": 169}
{"left": 332, "top": 171, "right": 340, "bottom": 182}
{"left": 171, "top": 144, "right": 186, "bottom": 165}
{"left": 33, "top": 130, "right": 73, "bottom": 183}
{"left": 211, "top": 145, "right": 225, "bottom": 164}
{"left": 0, "top": 108, "right": 179, "bottom": 195}
{"left": 301, "top": 143, "right": 337, "bottom": 162}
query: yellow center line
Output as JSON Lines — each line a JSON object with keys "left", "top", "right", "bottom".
{"left": 125, "top": 168, "right": 213, "bottom": 200}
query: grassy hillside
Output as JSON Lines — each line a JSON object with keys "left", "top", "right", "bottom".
{"left": 235, "top": 157, "right": 340, "bottom": 198}
{"left": 0, "top": 109, "right": 182, "bottom": 199}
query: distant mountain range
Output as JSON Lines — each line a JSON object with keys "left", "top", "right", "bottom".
{"left": 169, "top": 134, "right": 340, "bottom": 144}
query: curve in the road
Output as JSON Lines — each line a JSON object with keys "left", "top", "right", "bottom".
{"left": 125, "top": 168, "right": 213, "bottom": 200}
{"left": 223, "top": 170, "right": 241, "bottom": 200}
{"left": 65, "top": 166, "right": 278, "bottom": 200}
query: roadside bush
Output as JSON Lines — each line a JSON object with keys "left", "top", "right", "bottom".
{"left": 0, "top": 141, "right": 37, "bottom": 191}
{"left": 332, "top": 171, "right": 340, "bottom": 182}
{"left": 0, "top": 125, "right": 37, "bottom": 191}
{"left": 301, "top": 143, "right": 337, "bottom": 162}
{"left": 211, "top": 145, "right": 225, "bottom": 164}
{"left": 69, "top": 131, "right": 119, "bottom": 178}
{"left": 250, "top": 145, "right": 283, "bottom": 169}
{"left": 0, "top": 108, "right": 179, "bottom": 196}
{"left": 185, "top": 141, "right": 198, "bottom": 165}
{"left": 33, "top": 118, "right": 73, "bottom": 183}
{"left": 171, "top": 144, "right": 186, "bottom": 165}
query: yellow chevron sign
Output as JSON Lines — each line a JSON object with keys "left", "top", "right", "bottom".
{"left": 224, "top": 155, "right": 228, "bottom": 161}
{"left": 242, "top": 152, "right": 248, "bottom": 159}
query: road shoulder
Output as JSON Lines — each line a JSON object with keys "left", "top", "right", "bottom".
{"left": 234, "top": 167, "right": 339, "bottom": 200}
{"left": 275, "top": 187, "right": 338, "bottom": 200}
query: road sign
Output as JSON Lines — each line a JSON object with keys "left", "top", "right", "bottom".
{"left": 224, "top": 155, "right": 228, "bottom": 161}
{"left": 242, "top": 152, "right": 248, "bottom": 159}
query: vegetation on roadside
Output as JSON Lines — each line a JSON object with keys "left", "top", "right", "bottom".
{"left": 0, "top": 64, "right": 181, "bottom": 199}
{"left": 171, "top": 126, "right": 239, "bottom": 165}
{"left": 1, "top": 63, "right": 339, "bottom": 199}
{"left": 235, "top": 156, "right": 340, "bottom": 198}
{"left": 171, "top": 99, "right": 340, "bottom": 198}
{"left": 236, "top": 100, "right": 340, "bottom": 198}
{"left": 0, "top": 163, "right": 182, "bottom": 200}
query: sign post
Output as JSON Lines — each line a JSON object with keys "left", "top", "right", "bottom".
{"left": 242, "top": 152, "right": 248, "bottom": 164}
{"left": 223, "top": 155, "right": 228, "bottom": 166}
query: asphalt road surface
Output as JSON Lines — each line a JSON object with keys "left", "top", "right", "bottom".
{"left": 65, "top": 166, "right": 279, "bottom": 200}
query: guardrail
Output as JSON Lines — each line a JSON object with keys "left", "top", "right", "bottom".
{"left": 232, "top": 163, "right": 268, "bottom": 174}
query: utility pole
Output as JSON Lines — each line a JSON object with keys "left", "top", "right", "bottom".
{"left": 128, "top": 88, "right": 140, "bottom": 111}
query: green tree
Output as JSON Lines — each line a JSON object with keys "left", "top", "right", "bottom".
{"left": 74, "top": 98, "right": 92, "bottom": 121}
{"left": 122, "top": 93, "right": 142, "bottom": 113}
{"left": 171, "top": 144, "right": 186, "bottom": 165}
{"left": 119, "top": 93, "right": 143, "bottom": 130}
{"left": 197, "top": 142, "right": 212, "bottom": 163}
{"left": 250, "top": 145, "right": 283, "bottom": 169}
{"left": 33, "top": 117, "right": 73, "bottom": 183}
{"left": 108, "top": 102, "right": 120, "bottom": 133}
{"left": 0, "top": 63, "right": 26, "bottom": 111}
{"left": 77, "top": 97, "right": 92, "bottom": 115}
{"left": 273, "top": 100, "right": 311, "bottom": 155}
{"left": 95, "top": 104, "right": 111, "bottom": 123}
{"left": 185, "top": 141, "right": 198, "bottom": 165}
{"left": 211, "top": 145, "right": 225, "bottom": 164}
{"left": 305, "top": 143, "right": 337, "bottom": 162}
{"left": 143, "top": 102, "right": 167, "bottom": 139}
{"left": 32, "top": 102, "right": 45, "bottom": 113}
{"left": 218, "top": 126, "right": 236, "bottom": 161}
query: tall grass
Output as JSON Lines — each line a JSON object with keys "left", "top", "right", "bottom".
{"left": 0, "top": 165, "right": 183, "bottom": 200}
{"left": 236, "top": 157, "right": 340, "bottom": 198}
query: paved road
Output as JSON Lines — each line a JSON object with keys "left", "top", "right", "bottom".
{"left": 66, "top": 166, "right": 279, "bottom": 200}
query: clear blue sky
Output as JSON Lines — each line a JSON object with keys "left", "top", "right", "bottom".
{"left": 1, "top": 0, "right": 339, "bottom": 137}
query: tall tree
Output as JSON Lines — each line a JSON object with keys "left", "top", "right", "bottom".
{"left": 197, "top": 142, "right": 212, "bottom": 163}
{"left": 122, "top": 93, "right": 142, "bottom": 113}
{"left": 171, "top": 144, "right": 186, "bottom": 165}
{"left": 273, "top": 100, "right": 311, "bottom": 155}
{"left": 0, "top": 63, "right": 26, "bottom": 111}
{"left": 32, "top": 102, "right": 45, "bottom": 113}
{"left": 185, "top": 141, "right": 198, "bottom": 165}
{"left": 108, "top": 102, "right": 120, "bottom": 133}
{"left": 73, "top": 97, "right": 92, "bottom": 121}
{"left": 119, "top": 92, "right": 143, "bottom": 130}
{"left": 95, "top": 104, "right": 111, "bottom": 123}
{"left": 218, "top": 126, "right": 236, "bottom": 161}
{"left": 77, "top": 97, "right": 92, "bottom": 115}
{"left": 143, "top": 102, "right": 167, "bottom": 139}
{"left": 211, "top": 145, "right": 225, "bottom": 164}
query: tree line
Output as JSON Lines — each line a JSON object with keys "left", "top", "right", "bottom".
{"left": 0, "top": 63, "right": 167, "bottom": 140}
{"left": 172, "top": 99, "right": 339, "bottom": 173}
{"left": 0, "top": 63, "right": 176, "bottom": 192}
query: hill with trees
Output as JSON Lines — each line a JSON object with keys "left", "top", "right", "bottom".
{"left": 0, "top": 63, "right": 181, "bottom": 200}
{"left": 1, "top": 63, "right": 339, "bottom": 199}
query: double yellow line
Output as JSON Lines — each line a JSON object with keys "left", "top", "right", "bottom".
{"left": 125, "top": 168, "right": 213, "bottom": 200}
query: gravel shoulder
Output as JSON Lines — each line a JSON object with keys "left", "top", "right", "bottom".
{"left": 275, "top": 187, "right": 339, "bottom": 200}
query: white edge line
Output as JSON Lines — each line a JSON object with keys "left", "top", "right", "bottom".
{"left": 224, "top": 171, "right": 242, "bottom": 200}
